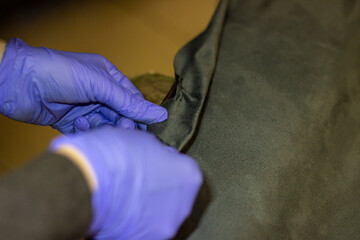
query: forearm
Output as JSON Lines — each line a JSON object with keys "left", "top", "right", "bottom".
{"left": 0, "top": 153, "right": 92, "bottom": 240}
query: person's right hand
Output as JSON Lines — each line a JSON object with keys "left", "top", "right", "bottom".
{"left": 50, "top": 127, "right": 202, "bottom": 240}
{"left": 0, "top": 38, "right": 166, "bottom": 133}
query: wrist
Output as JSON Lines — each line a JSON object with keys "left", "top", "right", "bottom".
{"left": 54, "top": 144, "right": 98, "bottom": 192}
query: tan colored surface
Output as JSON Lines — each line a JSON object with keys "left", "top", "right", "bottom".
{"left": 0, "top": 40, "right": 6, "bottom": 65}
{"left": 0, "top": 0, "right": 217, "bottom": 173}
{"left": 131, "top": 73, "right": 175, "bottom": 105}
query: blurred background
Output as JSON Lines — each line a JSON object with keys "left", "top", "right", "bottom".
{"left": 0, "top": 0, "right": 218, "bottom": 174}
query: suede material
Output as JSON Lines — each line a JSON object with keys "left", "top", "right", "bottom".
{"left": 150, "top": 0, "right": 360, "bottom": 239}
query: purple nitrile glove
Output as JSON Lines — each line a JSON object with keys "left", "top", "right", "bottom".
{"left": 0, "top": 38, "right": 166, "bottom": 133}
{"left": 50, "top": 127, "right": 202, "bottom": 240}
{"left": 73, "top": 106, "right": 143, "bottom": 133}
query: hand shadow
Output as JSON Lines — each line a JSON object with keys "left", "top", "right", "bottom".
{"left": 172, "top": 175, "right": 212, "bottom": 240}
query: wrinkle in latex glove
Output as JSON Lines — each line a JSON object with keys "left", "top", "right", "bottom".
{"left": 73, "top": 111, "right": 137, "bottom": 133}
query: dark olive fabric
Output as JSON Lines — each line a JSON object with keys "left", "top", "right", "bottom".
{"left": 149, "top": 0, "right": 360, "bottom": 239}
{"left": 149, "top": 0, "right": 229, "bottom": 150}
{"left": 0, "top": 153, "right": 91, "bottom": 240}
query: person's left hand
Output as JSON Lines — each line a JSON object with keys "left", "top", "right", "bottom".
{"left": 50, "top": 126, "right": 202, "bottom": 240}
{"left": 0, "top": 38, "right": 167, "bottom": 133}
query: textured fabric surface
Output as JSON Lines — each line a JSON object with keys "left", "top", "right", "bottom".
{"left": 150, "top": 0, "right": 360, "bottom": 239}
{"left": 0, "top": 153, "right": 91, "bottom": 240}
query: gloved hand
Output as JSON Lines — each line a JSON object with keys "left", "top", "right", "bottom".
{"left": 0, "top": 38, "right": 167, "bottom": 133}
{"left": 50, "top": 127, "right": 202, "bottom": 240}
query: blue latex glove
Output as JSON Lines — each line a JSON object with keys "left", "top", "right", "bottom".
{"left": 50, "top": 127, "right": 202, "bottom": 240}
{"left": 0, "top": 38, "right": 167, "bottom": 133}
{"left": 73, "top": 106, "right": 141, "bottom": 133}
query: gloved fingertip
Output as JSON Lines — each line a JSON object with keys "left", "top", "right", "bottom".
{"left": 99, "top": 106, "right": 120, "bottom": 123}
{"left": 158, "top": 107, "right": 168, "bottom": 122}
{"left": 74, "top": 116, "right": 90, "bottom": 132}
{"left": 116, "top": 118, "right": 136, "bottom": 130}
{"left": 146, "top": 105, "right": 168, "bottom": 124}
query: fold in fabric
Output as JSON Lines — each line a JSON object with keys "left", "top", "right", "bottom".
{"left": 150, "top": 0, "right": 360, "bottom": 239}
{"left": 148, "top": 0, "right": 229, "bottom": 150}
